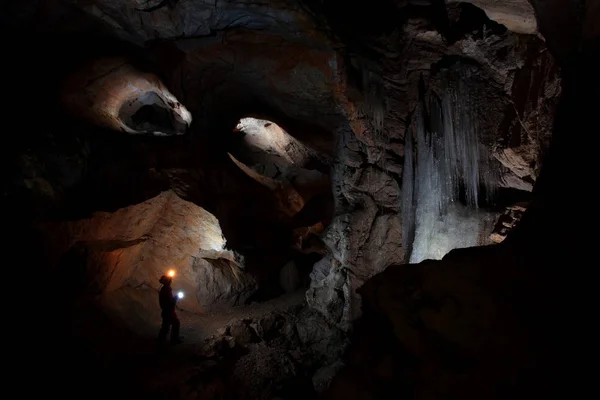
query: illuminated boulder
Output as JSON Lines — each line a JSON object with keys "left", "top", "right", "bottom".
{"left": 45, "top": 190, "right": 256, "bottom": 332}
{"left": 60, "top": 57, "right": 192, "bottom": 135}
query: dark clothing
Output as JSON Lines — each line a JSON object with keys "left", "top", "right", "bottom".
{"left": 159, "top": 284, "right": 177, "bottom": 311}
{"left": 158, "top": 284, "right": 180, "bottom": 343}
{"left": 158, "top": 309, "right": 180, "bottom": 343}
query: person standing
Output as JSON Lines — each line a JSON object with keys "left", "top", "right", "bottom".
{"left": 158, "top": 274, "right": 182, "bottom": 344}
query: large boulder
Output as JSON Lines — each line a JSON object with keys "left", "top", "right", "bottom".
{"left": 43, "top": 190, "right": 257, "bottom": 331}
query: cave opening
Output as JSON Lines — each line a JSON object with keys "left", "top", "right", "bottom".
{"left": 119, "top": 91, "right": 178, "bottom": 134}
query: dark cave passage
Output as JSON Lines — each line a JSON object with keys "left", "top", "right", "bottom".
{"left": 119, "top": 92, "right": 181, "bottom": 135}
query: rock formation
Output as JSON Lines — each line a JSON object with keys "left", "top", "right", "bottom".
{"left": 229, "top": 117, "right": 332, "bottom": 218}
{"left": 489, "top": 203, "right": 527, "bottom": 243}
{"left": 446, "top": 0, "right": 538, "bottom": 34}
{"left": 303, "top": 0, "right": 560, "bottom": 329}
{"left": 42, "top": 190, "right": 256, "bottom": 330}
{"left": 3, "top": 0, "right": 594, "bottom": 398}
{"left": 61, "top": 57, "right": 192, "bottom": 135}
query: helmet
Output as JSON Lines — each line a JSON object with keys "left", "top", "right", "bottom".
{"left": 159, "top": 275, "right": 172, "bottom": 285}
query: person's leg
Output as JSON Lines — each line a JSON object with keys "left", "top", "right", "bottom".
{"left": 170, "top": 313, "right": 181, "bottom": 343}
{"left": 158, "top": 314, "right": 171, "bottom": 342}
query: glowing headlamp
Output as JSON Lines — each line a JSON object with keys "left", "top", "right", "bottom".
{"left": 167, "top": 269, "right": 175, "bottom": 277}
{"left": 177, "top": 291, "right": 184, "bottom": 299}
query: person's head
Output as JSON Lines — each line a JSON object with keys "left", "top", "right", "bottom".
{"left": 159, "top": 275, "right": 172, "bottom": 286}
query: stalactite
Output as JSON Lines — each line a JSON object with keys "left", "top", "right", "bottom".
{"left": 402, "top": 68, "right": 497, "bottom": 263}
{"left": 401, "top": 111, "right": 416, "bottom": 263}
{"left": 361, "top": 66, "right": 385, "bottom": 134}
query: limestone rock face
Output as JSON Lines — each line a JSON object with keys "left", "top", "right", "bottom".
{"left": 530, "top": 0, "right": 590, "bottom": 61}
{"left": 489, "top": 203, "right": 527, "bottom": 243}
{"left": 43, "top": 190, "right": 257, "bottom": 329}
{"left": 18, "top": 3, "right": 561, "bottom": 335}
{"left": 229, "top": 117, "right": 332, "bottom": 217}
{"left": 8, "top": 0, "right": 565, "bottom": 347}
{"left": 279, "top": 260, "right": 300, "bottom": 293}
{"left": 323, "top": 244, "right": 557, "bottom": 399}
{"left": 163, "top": 29, "right": 343, "bottom": 134}
{"left": 3, "top": 1, "right": 595, "bottom": 399}
{"left": 410, "top": 18, "right": 560, "bottom": 192}
{"left": 446, "top": 0, "right": 538, "bottom": 34}
{"left": 306, "top": 3, "right": 561, "bottom": 328}
{"left": 61, "top": 0, "right": 325, "bottom": 45}
{"left": 60, "top": 57, "right": 192, "bottom": 135}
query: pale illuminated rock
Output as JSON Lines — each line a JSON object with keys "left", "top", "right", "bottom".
{"left": 61, "top": 57, "right": 191, "bottom": 135}
{"left": 44, "top": 190, "right": 256, "bottom": 332}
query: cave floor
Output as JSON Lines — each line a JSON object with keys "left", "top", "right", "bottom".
{"left": 61, "top": 290, "right": 310, "bottom": 399}
{"left": 177, "top": 289, "right": 306, "bottom": 342}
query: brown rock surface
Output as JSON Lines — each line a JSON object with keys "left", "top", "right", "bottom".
{"left": 42, "top": 190, "right": 257, "bottom": 331}
{"left": 306, "top": 18, "right": 560, "bottom": 326}
{"left": 11, "top": 1, "right": 561, "bottom": 333}
{"left": 228, "top": 153, "right": 307, "bottom": 218}
{"left": 60, "top": 57, "right": 192, "bottom": 135}
{"left": 0, "top": 1, "right": 594, "bottom": 400}
{"left": 446, "top": 0, "right": 538, "bottom": 34}
{"left": 228, "top": 117, "right": 332, "bottom": 217}
{"left": 489, "top": 203, "right": 527, "bottom": 243}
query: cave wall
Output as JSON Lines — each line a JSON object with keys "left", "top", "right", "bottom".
{"left": 3, "top": 0, "right": 563, "bottom": 332}
{"left": 302, "top": 2, "right": 562, "bottom": 328}
{"left": 322, "top": 0, "right": 596, "bottom": 397}
{"left": 60, "top": 57, "right": 192, "bottom": 135}
{"left": 3, "top": 1, "right": 593, "bottom": 398}
{"left": 446, "top": 0, "right": 538, "bottom": 34}
{"left": 41, "top": 190, "right": 256, "bottom": 328}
